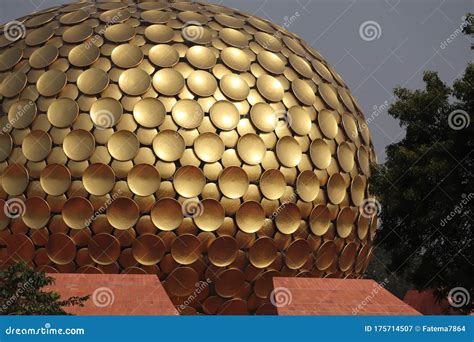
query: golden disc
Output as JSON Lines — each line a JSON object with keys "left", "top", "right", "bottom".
{"left": 0, "top": 47, "right": 23, "bottom": 71}
{"left": 63, "top": 24, "right": 93, "bottom": 43}
{"left": 144, "top": 24, "right": 174, "bottom": 43}
{"left": 40, "top": 164, "right": 71, "bottom": 196}
{"left": 221, "top": 47, "right": 250, "bottom": 72}
{"left": 22, "top": 197, "right": 50, "bottom": 229}
{"left": 105, "top": 23, "right": 136, "bottom": 42}
{"left": 8, "top": 100, "right": 36, "bottom": 129}
{"left": 165, "top": 267, "right": 199, "bottom": 297}
{"left": 22, "top": 130, "right": 52, "bottom": 162}
{"left": 118, "top": 68, "right": 151, "bottom": 96}
{"left": 133, "top": 98, "right": 166, "bottom": 128}
{"left": 291, "top": 79, "right": 316, "bottom": 105}
{"left": 171, "top": 99, "right": 204, "bottom": 129}
{"left": 289, "top": 54, "right": 313, "bottom": 78}
{"left": 68, "top": 43, "right": 99, "bottom": 67}
{"left": 186, "top": 45, "right": 216, "bottom": 69}
{"left": 288, "top": 106, "right": 312, "bottom": 136}
{"left": 339, "top": 242, "right": 357, "bottom": 271}
{"left": 249, "top": 237, "right": 277, "bottom": 268}
{"left": 342, "top": 113, "right": 358, "bottom": 141}
{"left": 310, "top": 139, "right": 331, "bottom": 169}
{"left": 337, "top": 142, "right": 354, "bottom": 172}
{"left": 47, "top": 98, "right": 79, "bottom": 128}
{"left": 208, "top": 236, "right": 238, "bottom": 267}
{"left": 257, "top": 51, "right": 286, "bottom": 74}
{"left": 88, "top": 233, "right": 120, "bottom": 265}
{"left": 90, "top": 98, "right": 123, "bottom": 129}
{"left": 37, "top": 70, "right": 67, "bottom": 97}
{"left": 249, "top": 102, "right": 279, "bottom": 133}
{"left": 46, "top": 233, "right": 75, "bottom": 265}
{"left": 309, "top": 204, "right": 330, "bottom": 236}
{"left": 275, "top": 203, "right": 301, "bottom": 234}
{"left": 260, "top": 169, "right": 286, "bottom": 200}
{"left": 82, "top": 163, "right": 115, "bottom": 196}
{"left": 30, "top": 44, "right": 58, "bottom": 69}
{"left": 127, "top": 164, "right": 160, "bottom": 196}
{"left": 187, "top": 70, "right": 217, "bottom": 97}
{"left": 215, "top": 268, "right": 245, "bottom": 298}
{"left": 25, "top": 26, "right": 55, "bottom": 46}
{"left": 219, "top": 28, "right": 249, "bottom": 48}
{"left": 194, "top": 132, "right": 224, "bottom": 163}
{"left": 319, "top": 82, "right": 339, "bottom": 109}
{"left": 276, "top": 136, "right": 301, "bottom": 167}
{"left": 318, "top": 109, "right": 338, "bottom": 139}
{"left": 63, "top": 129, "right": 95, "bottom": 161}
{"left": 327, "top": 173, "right": 346, "bottom": 204}
{"left": 194, "top": 199, "right": 225, "bottom": 232}
{"left": 351, "top": 175, "right": 365, "bottom": 206}
{"left": 132, "top": 233, "right": 165, "bottom": 265}
{"left": 151, "top": 198, "right": 183, "bottom": 231}
{"left": 171, "top": 233, "right": 201, "bottom": 265}
{"left": 149, "top": 44, "right": 179, "bottom": 67}
{"left": 296, "top": 170, "right": 320, "bottom": 202}
{"left": 111, "top": 44, "right": 144, "bottom": 68}
{"left": 235, "top": 201, "right": 265, "bottom": 233}
{"left": 336, "top": 207, "right": 355, "bottom": 238}
{"left": 220, "top": 74, "right": 250, "bottom": 101}
{"left": 152, "top": 130, "right": 185, "bottom": 162}
{"left": 174, "top": 165, "right": 205, "bottom": 198}
{"left": 358, "top": 146, "right": 370, "bottom": 176}
{"left": 209, "top": 100, "right": 239, "bottom": 130}
{"left": 315, "top": 241, "right": 336, "bottom": 270}
{"left": 237, "top": 133, "right": 266, "bottom": 165}
{"left": 141, "top": 10, "right": 170, "bottom": 23}
{"left": 0, "top": 133, "right": 12, "bottom": 162}
{"left": 285, "top": 239, "right": 311, "bottom": 269}
{"left": 256, "top": 75, "right": 284, "bottom": 102}
{"left": 108, "top": 130, "right": 139, "bottom": 161}
{"left": 6, "top": 234, "right": 34, "bottom": 262}
{"left": 153, "top": 68, "right": 184, "bottom": 96}
{"left": 254, "top": 31, "right": 282, "bottom": 51}
{"left": 77, "top": 68, "right": 109, "bottom": 95}
{"left": 218, "top": 166, "right": 249, "bottom": 199}
{"left": 2, "top": 164, "right": 28, "bottom": 195}
{"left": 106, "top": 197, "right": 139, "bottom": 230}
{"left": 62, "top": 197, "right": 94, "bottom": 229}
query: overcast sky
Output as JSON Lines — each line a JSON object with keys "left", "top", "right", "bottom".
{"left": 1, "top": 0, "right": 472, "bottom": 161}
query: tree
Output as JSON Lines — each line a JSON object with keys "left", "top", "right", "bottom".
{"left": 0, "top": 262, "right": 89, "bottom": 315}
{"left": 371, "top": 64, "right": 473, "bottom": 313}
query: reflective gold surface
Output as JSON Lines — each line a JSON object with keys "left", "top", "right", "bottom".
{"left": 0, "top": 1, "right": 376, "bottom": 315}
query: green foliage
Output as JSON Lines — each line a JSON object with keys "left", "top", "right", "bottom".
{"left": 0, "top": 262, "right": 89, "bottom": 315}
{"left": 371, "top": 64, "right": 473, "bottom": 313}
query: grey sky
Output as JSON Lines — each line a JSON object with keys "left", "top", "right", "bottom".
{"left": 1, "top": 0, "right": 472, "bottom": 162}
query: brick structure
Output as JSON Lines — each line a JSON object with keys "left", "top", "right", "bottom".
{"left": 272, "top": 277, "right": 420, "bottom": 315}
{"left": 45, "top": 274, "right": 177, "bottom": 315}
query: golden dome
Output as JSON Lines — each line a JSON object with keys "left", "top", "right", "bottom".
{"left": 0, "top": 0, "right": 377, "bottom": 314}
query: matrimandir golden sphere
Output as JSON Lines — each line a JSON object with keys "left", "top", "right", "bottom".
{"left": 0, "top": 1, "right": 377, "bottom": 314}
